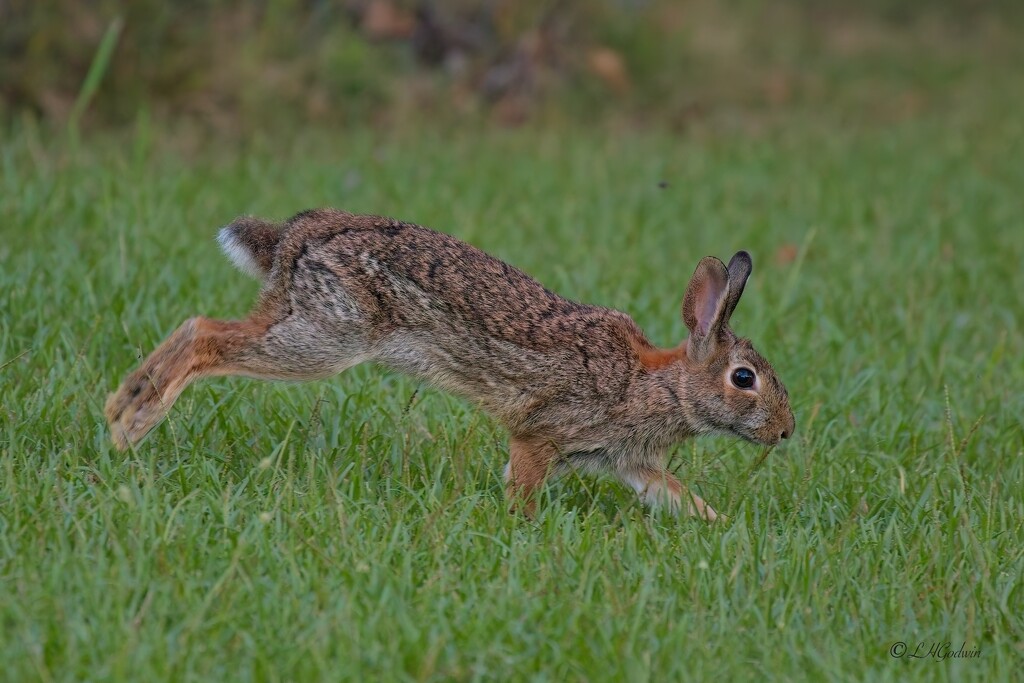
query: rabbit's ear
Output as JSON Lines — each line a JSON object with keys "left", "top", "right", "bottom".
{"left": 682, "top": 256, "right": 730, "bottom": 361}
{"left": 722, "top": 250, "right": 752, "bottom": 323}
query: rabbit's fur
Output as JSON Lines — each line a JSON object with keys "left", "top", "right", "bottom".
{"left": 106, "top": 208, "right": 794, "bottom": 520}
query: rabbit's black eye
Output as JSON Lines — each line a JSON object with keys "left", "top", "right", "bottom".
{"left": 731, "top": 367, "right": 756, "bottom": 389}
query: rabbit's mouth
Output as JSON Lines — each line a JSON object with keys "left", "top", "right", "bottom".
{"left": 745, "top": 414, "right": 795, "bottom": 447}
{"left": 727, "top": 415, "right": 792, "bottom": 447}
{"left": 743, "top": 431, "right": 785, "bottom": 447}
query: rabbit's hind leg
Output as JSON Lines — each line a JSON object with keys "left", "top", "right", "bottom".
{"left": 105, "top": 315, "right": 367, "bottom": 450}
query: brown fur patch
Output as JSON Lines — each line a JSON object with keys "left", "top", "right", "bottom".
{"left": 631, "top": 337, "right": 686, "bottom": 371}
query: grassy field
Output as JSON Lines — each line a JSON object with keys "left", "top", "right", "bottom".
{"left": 1, "top": 106, "right": 1023, "bottom": 681}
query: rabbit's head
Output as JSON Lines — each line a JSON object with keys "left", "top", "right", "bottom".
{"left": 680, "top": 251, "right": 794, "bottom": 446}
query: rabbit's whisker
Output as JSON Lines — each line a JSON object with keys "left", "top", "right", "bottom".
{"left": 748, "top": 446, "right": 774, "bottom": 476}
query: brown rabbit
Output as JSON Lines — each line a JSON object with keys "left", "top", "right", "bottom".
{"left": 106, "top": 209, "right": 794, "bottom": 520}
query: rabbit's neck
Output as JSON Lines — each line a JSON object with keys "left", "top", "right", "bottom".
{"left": 623, "top": 360, "right": 700, "bottom": 445}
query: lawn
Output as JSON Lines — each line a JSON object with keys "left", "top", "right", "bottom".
{"left": 1, "top": 107, "right": 1022, "bottom": 681}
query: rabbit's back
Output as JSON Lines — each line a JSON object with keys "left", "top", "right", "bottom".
{"left": 263, "top": 209, "right": 646, "bottom": 424}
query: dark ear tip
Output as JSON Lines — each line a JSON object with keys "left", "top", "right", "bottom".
{"left": 729, "top": 250, "right": 753, "bottom": 272}
{"left": 731, "top": 250, "right": 752, "bottom": 263}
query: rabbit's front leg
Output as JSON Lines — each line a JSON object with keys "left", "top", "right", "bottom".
{"left": 504, "top": 436, "right": 560, "bottom": 518}
{"left": 619, "top": 468, "right": 720, "bottom": 522}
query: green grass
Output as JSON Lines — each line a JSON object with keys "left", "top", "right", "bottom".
{"left": 1, "top": 110, "right": 1023, "bottom": 681}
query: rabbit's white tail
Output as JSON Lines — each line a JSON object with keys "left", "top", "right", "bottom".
{"left": 217, "top": 216, "right": 283, "bottom": 280}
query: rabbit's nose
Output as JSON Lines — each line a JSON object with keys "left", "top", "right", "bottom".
{"left": 780, "top": 413, "right": 795, "bottom": 441}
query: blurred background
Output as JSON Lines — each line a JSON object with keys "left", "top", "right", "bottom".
{"left": 3, "top": 0, "right": 1022, "bottom": 136}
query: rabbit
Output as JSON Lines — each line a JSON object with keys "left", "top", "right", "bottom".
{"left": 106, "top": 208, "right": 795, "bottom": 521}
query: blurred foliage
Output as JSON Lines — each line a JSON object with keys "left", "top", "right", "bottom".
{"left": 1, "top": 0, "right": 1022, "bottom": 131}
